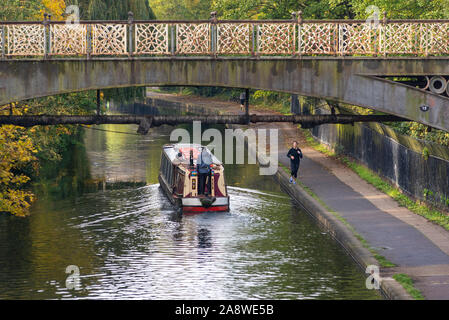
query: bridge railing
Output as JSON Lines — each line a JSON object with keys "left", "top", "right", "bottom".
{"left": 2, "top": 12, "right": 449, "bottom": 58}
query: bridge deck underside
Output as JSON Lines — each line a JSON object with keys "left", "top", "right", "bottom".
{"left": 1, "top": 58, "right": 449, "bottom": 131}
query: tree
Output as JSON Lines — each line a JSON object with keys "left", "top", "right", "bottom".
{"left": 212, "top": 0, "right": 355, "bottom": 20}
{"left": 150, "top": 0, "right": 212, "bottom": 20}
{"left": 129, "top": 0, "right": 156, "bottom": 20}
{"left": 0, "top": 106, "right": 38, "bottom": 217}
{"left": 212, "top": 0, "right": 263, "bottom": 19}
{"left": 339, "top": 0, "right": 449, "bottom": 19}
{"left": 87, "top": 0, "right": 156, "bottom": 20}
{"left": 0, "top": 0, "right": 66, "bottom": 21}
{"left": 259, "top": 0, "right": 306, "bottom": 19}
{"left": 40, "top": 0, "right": 66, "bottom": 20}
{"left": 304, "top": 0, "right": 355, "bottom": 19}
{"left": 0, "top": 0, "right": 42, "bottom": 20}
{"left": 87, "top": 0, "right": 107, "bottom": 20}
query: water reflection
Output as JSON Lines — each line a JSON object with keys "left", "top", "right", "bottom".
{"left": 0, "top": 123, "right": 381, "bottom": 300}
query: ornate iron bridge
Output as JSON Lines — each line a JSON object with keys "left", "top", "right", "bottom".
{"left": 2, "top": 12, "right": 449, "bottom": 58}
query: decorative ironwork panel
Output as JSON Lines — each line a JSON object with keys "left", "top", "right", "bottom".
{"left": 257, "top": 23, "right": 293, "bottom": 54}
{"left": 92, "top": 24, "right": 127, "bottom": 55}
{"left": 135, "top": 23, "right": 169, "bottom": 55}
{"left": 339, "top": 23, "right": 376, "bottom": 55}
{"left": 380, "top": 23, "right": 420, "bottom": 54}
{"left": 176, "top": 23, "right": 210, "bottom": 54}
{"left": 217, "top": 23, "right": 251, "bottom": 54}
{"left": 5, "top": 20, "right": 449, "bottom": 58}
{"left": 50, "top": 24, "right": 87, "bottom": 55}
{"left": 300, "top": 23, "right": 337, "bottom": 55}
{"left": 7, "top": 24, "right": 45, "bottom": 56}
{"left": 420, "top": 23, "right": 449, "bottom": 55}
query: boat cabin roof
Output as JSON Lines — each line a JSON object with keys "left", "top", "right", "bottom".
{"left": 163, "top": 144, "right": 222, "bottom": 166}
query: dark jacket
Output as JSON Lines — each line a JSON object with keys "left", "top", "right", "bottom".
{"left": 287, "top": 148, "right": 303, "bottom": 164}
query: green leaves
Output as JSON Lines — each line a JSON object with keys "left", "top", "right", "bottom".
{"left": 86, "top": 0, "right": 156, "bottom": 20}
{"left": 211, "top": 0, "right": 449, "bottom": 20}
{"left": 151, "top": 0, "right": 212, "bottom": 20}
{"left": 212, "top": 0, "right": 354, "bottom": 20}
{"left": 349, "top": 0, "right": 449, "bottom": 19}
{"left": 0, "top": 91, "right": 97, "bottom": 216}
{"left": 0, "top": 0, "right": 44, "bottom": 21}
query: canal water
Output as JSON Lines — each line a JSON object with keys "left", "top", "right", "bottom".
{"left": 0, "top": 123, "right": 381, "bottom": 300}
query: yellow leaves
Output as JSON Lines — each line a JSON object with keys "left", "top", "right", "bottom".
{"left": 1, "top": 101, "right": 34, "bottom": 116}
{"left": 42, "top": 0, "right": 66, "bottom": 20}
{"left": 0, "top": 119, "right": 37, "bottom": 217}
{"left": 34, "top": 0, "right": 66, "bottom": 20}
{"left": 0, "top": 189, "right": 34, "bottom": 217}
{"left": 56, "top": 126, "right": 70, "bottom": 135}
{"left": 0, "top": 92, "right": 90, "bottom": 217}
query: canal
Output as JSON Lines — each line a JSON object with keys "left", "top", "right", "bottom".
{"left": 0, "top": 121, "right": 381, "bottom": 300}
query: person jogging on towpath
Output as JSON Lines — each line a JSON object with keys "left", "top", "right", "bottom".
{"left": 287, "top": 141, "right": 303, "bottom": 184}
{"left": 239, "top": 91, "right": 246, "bottom": 112}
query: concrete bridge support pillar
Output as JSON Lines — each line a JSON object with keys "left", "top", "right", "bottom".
{"left": 300, "top": 97, "right": 313, "bottom": 116}
{"left": 291, "top": 94, "right": 301, "bottom": 115}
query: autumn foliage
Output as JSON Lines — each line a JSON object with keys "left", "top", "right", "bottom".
{"left": 39, "top": 0, "right": 66, "bottom": 20}
{"left": 0, "top": 105, "right": 38, "bottom": 217}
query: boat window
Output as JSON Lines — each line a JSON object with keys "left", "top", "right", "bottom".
{"left": 161, "top": 153, "right": 174, "bottom": 185}
{"left": 161, "top": 154, "right": 167, "bottom": 179}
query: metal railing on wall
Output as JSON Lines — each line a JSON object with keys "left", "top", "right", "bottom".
{"left": 2, "top": 11, "right": 449, "bottom": 59}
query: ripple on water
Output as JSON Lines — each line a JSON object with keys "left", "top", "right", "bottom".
{"left": 0, "top": 178, "right": 381, "bottom": 300}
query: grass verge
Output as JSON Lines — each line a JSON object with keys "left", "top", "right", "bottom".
{"left": 393, "top": 274, "right": 425, "bottom": 300}
{"left": 302, "top": 129, "right": 449, "bottom": 232}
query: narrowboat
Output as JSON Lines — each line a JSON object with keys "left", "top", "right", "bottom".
{"left": 158, "top": 144, "right": 230, "bottom": 214}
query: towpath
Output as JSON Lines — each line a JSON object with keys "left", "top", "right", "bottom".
{"left": 147, "top": 91, "right": 449, "bottom": 299}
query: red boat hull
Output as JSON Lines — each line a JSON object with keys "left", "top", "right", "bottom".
{"left": 182, "top": 205, "right": 230, "bottom": 214}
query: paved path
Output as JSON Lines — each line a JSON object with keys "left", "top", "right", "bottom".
{"left": 279, "top": 151, "right": 449, "bottom": 299}
{"left": 275, "top": 125, "right": 449, "bottom": 300}
{"left": 147, "top": 91, "right": 449, "bottom": 299}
